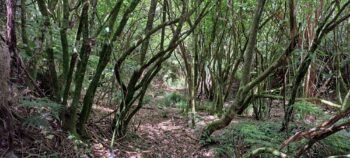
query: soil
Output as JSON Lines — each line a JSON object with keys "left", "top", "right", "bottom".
{"left": 89, "top": 105, "right": 219, "bottom": 158}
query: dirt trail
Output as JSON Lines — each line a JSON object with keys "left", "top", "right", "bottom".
{"left": 90, "top": 105, "right": 218, "bottom": 158}
{"left": 88, "top": 84, "right": 223, "bottom": 158}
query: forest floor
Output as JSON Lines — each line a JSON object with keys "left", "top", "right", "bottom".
{"left": 0, "top": 86, "right": 287, "bottom": 158}
{"left": 88, "top": 86, "right": 278, "bottom": 158}
{"left": 4, "top": 88, "right": 346, "bottom": 158}
{"left": 90, "top": 100, "right": 221, "bottom": 158}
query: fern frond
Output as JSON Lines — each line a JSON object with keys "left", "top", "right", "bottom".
{"left": 23, "top": 115, "right": 50, "bottom": 129}
{"left": 19, "top": 97, "right": 64, "bottom": 120}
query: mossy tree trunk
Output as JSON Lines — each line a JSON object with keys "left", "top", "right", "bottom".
{"left": 63, "top": 0, "right": 90, "bottom": 136}
{"left": 60, "top": 0, "right": 70, "bottom": 80}
{"left": 77, "top": 0, "right": 139, "bottom": 136}
{"left": 36, "top": 0, "right": 60, "bottom": 100}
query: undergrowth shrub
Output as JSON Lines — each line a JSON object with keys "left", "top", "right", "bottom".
{"left": 202, "top": 101, "right": 215, "bottom": 114}
{"left": 215, "top": 120, "right": 350, "bottom": 157}
{"left": 293, "top": 101, "right": 332, "bottom": 126}
{"left": 159, "top": 92, "right": 187, "bottom": 108}
{"left": 143, "top": 95, "right": 153, "bottom": 105}
{"left": 19, "top": 97, "right": 63, "bottom": 129}
{"left": 321, "top": 131, "right": 350, "bottom": 154}
{"left": 294, "top": 101, "right": 326, "bottom": 117}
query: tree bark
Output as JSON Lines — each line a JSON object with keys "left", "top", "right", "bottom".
{"left": 63, "top": 0, "right": 90, "bottom": 136}
{"left": 200, "top": 0, "right": 266, "bottom": 141}
{"left": 6, "top": 0, "right": 20, "bottom": 81}
{"left": 77, "top": 0, "right": 141, "bottom": 136}
{"left": 60, "top": 0, "right": 70, "bottom": 79}
{"left": 0, "top": 0, "right": 16, "bottom": 151}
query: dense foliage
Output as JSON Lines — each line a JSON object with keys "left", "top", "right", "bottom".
{"left": 1, "top": 0, "right": 350, "bottom": 157}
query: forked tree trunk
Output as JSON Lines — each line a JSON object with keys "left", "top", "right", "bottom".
{"left": 77, "top": 0, "right": 139, "bottom": 136}
{"left": 111, "top": 0, "right": 157, "bottom": 138}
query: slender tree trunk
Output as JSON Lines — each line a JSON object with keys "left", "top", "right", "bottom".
{"left": 342, "top": 90, "right": 350, "bottom": 111}
{"left": 47, "top": 47, "right": 60, "bottom": 101}
{"left": 77, "top": 0, "right": 140, "bottom": 136}
{"left": 63, "top": 1, "right": 90, "bottom": 136}
{"left": 60, "top": 0, "right": 70, "bottom": 79}
{"left": 20, "top": 0, "right": 29, "bottom": 55}
{"left": 200, "top": 0, "right": 266, "bottom": 140}
{"left": 37, "top": 0, "right": 60, "bottom": 99}
{"left": 62, "top": 53, "right": 78, "bottom": 105}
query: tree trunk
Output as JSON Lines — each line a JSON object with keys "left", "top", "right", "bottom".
{"left": 200, "top": 0, "right": 266, "bottom": 141}
{"left": 63, "top": 1, "right": 90, "bottom": 136}
{"left": 342, "top": 90, "right": 350, "bottom": 111}
{"left": 46, "top": 47, "right": 60, "bottom": 101}
{"left": 60, "top": 0, "right": 70, "bottom": 79}
{"left": 6, "top": 0, "right": 20, "bottom": 81}
{"left": 76, "top": 0, "right": 140, "bottom": 136}
{"left": 1, "top": 0, "right": 16, "bottom": 150}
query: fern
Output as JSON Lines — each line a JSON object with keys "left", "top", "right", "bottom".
{"left": 159, "top": 92, "right": 187, "bottom": 107}
{"left": 216, "top": 120, "right": 350, "bottom": 157}
{"left": 214, "top": 144, "right": 235, "bottom": 158}
{"left": 321, "top": 131, "right": 350, "bottom": 155}
{"left": 19, "top": 97, "right": 64, "bottom": 129}
{"left": 23, "top": 115, "right": 50, "bottom": 129}
{"left": 19, "top": 97, "right": 64, "bottom": 120}
{"left": 294, "top": 101, "right": 330, "bottom": 120}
